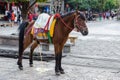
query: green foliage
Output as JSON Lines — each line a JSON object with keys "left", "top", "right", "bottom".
{"left": 67, "top": 0, "right": 119, "bottom": 11}
{"left": 37, "top": 0, "right": 47, "bottom": 2}
{"left": 104, "top": 0, "right": 117, "bottom": 10}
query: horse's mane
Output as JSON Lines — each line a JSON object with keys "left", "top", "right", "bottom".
{"left": 79, "top": 12, "right": 86, "bottom": 21}
{"left": 61, "top": 11, "right": 86, "bottom": 21}
{"left": 61, "top": 11, "right": 75, "bottom": 18}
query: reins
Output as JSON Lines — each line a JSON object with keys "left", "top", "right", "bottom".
{"left": 59, "top": 16, "right": 73, "bottom": 30}
{"left": 55, "top": 13, "right": 73, "bottom": 30}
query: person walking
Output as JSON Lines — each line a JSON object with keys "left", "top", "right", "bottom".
{"left": 7, "top": 10, "right": 11, "bottom": 22}
{"left": 17, "top": 11, "right": 21, "bottom": 25}
{"left": 11, "top": 10, "right": 15, "bottom": 26}
{"left": 106, "top": 11, "right": 110, "bottom": 20}
{"left": 11, "top": 11, "right": 15, "bottom": 21}
{"left": 102, "top": 12, "right": 106, "bottom": 20}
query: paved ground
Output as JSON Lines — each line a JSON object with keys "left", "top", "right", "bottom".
{"left": 1, "top": 19, "right": 120, "bottom": 80}
{"left": 1, "top": 57, "right": 120, "bottom": 80}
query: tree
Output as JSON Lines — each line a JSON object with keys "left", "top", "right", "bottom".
{"left": 7, "top": 0, "right": 47, "bottom": 21}
{"left": 66, "top": 0, "right": 119, "bottom": 12}
{"left": 104, "top": 0, "right": 117, "bottom": 11}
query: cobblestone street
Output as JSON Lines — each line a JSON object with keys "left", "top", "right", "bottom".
{"left": 0, "top": 19, "right": 120, "bottom": 80}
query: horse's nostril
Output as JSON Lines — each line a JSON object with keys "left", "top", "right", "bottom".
{"left": 83, "top": 30, "right": 88, "bottom": 35}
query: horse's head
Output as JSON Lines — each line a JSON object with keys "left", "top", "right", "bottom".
{"left": 74, "top": 11, "right": 88, "bottom": 36}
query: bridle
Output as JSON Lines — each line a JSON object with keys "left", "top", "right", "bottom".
{"left": 74, "top": 15, "right": 85, "bottom": 31}
{"left": 59, "top": 13, "right": 84, "bottom": 31}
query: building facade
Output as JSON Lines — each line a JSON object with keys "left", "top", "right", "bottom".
{"left": 38, "top": 0, "right": 64, "bottom": 14}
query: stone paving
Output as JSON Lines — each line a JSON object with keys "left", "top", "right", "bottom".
{"left": 1, "top": 57, "right": 120, "bottom": 80}
{"left": 0, "top": 19, "right": 120, "bottom": 80}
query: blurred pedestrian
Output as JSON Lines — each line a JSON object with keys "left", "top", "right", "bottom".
{"left": 111, "top": 11, "right": 114, "bottom": 19}
{"left": 28, "top": 12, "right": 33, "bottom": 22}
{"left": 106, "top": 11, "right": 110, "bottom": 20}
{"left": 99, "top": 13, "right": 102, "bottom": 21}
{"left": 7, "top": 10, "right": 11, "bottom": 22}
{"left": 17, "top": 11, "right": 21, "bottom": 25}
{"left": 11, "top": 10, "right": 15, "bottom": 26}
{"left": 102, "top": 12, "right": 106, "bottom": 20}
{"left": 11, "top": 10, "right": 15, "bottom": 21}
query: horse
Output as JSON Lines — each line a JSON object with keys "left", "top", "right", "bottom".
{"left": 17, "top": 10, "right": 88, "bottom": 75}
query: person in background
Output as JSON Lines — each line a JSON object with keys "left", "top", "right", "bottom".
{"left": 11, "top": 10, "right": 15, "bottom": 21}
{"left": 102, "top": 12, "right": 106, "bottom": 20}
{"left": 7, "top": 10, "right": 11, "bottom": 22}
{"left": 33, "top": 12, "right": 38, "bottom": 20}
{"left": 17, "top": 11, "right": 21, "bottom": 25}
{"left": 11, "top": 10, "right": 15, "bottom": 26}
{"left": 14, "top": 14, "right": 18, "bottom": 25}
{"left": 111, "top": 11, "right": 114, "bottom": 19}
{"left": 28, "top": 12, "right": 33, "bottom": 22}
{"left": 106, "top": 11, "right": 110, "bottom": 20}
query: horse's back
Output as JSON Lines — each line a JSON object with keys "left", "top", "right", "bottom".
{"left": 33, "top": 13, "right": 50, "bottom": 28}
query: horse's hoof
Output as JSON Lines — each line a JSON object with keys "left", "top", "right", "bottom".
{"left": 59, "top": 68, "right": 65, "bottom": 74}
{"left": 30, "top": 64, "right": 33, "bottom": 67}
{"left": 18, "top": 66, "right": 23, "bottom": 70}
{"left": 60, "top": 70, "right": 65, "bottom": 74}
{"left": 55, "top": 72, "right": 60, "bottom": 76}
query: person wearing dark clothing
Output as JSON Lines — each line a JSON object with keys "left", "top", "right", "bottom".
{"left": 7, "top": 11, "right": 11, "bottom": 22}
{"left": 17, "top": 11, "right": 21, "bottom": 24}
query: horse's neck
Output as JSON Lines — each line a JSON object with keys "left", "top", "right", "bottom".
{"left": 61, "top": 14, "right": 75, "bottom": 35}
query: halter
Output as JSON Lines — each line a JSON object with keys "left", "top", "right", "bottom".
{"left": 74, "top": 15, "right": 84, "bottom": 31}
{"left": 59, "top": 13, "right": 84, "bottom": 31}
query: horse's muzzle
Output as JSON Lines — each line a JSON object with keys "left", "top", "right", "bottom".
{"left": 81, "top": 28, "right": 88, "bottom": 36}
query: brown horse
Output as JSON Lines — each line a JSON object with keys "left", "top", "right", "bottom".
{"left": 17, "top": 11, "right": 88, "bottom": 75}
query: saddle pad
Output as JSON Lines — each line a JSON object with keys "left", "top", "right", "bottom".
{"left": 31, "top": 27, "right": 48, "bottom": 39}
{"left": 36, "top": 33, "right": 48, "bottom": 39}
{"left": 50, "top": 19, "right": 56, "bottom": 37}
{"left": 33, "top": 13, "right": 50, "bottom": 28}
{"left": 31, "top": 13, "right": 57, "bottom": 38}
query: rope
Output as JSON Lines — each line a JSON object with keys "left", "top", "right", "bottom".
{"left": 54, "top": 13, "right": 73, "bottom": 30}
{"left": 37, "top": 43, "right": 45, "bottom": 72}
{"left": 38, "top": 44, "right": 43, "bottom": 62}
{"left": 59, "top": 16, "right": 73, "bottom": 30}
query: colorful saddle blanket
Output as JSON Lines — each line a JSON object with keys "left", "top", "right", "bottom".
{"left": 31, "top": 13, "right": 57, "bottom": 39}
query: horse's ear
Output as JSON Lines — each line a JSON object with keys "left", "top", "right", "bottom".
{"left": 75, "top": 10, "right": 80, "bottom": 14}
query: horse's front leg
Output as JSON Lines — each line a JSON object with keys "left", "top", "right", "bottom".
{"left": 54, "top": 44, "right": 65, "bottom": 75}
{"left": 58, "top": 52, "right": 65, "bottom": 74}
{"left": 55, "top": 53, "right": 61, "bottom": 75}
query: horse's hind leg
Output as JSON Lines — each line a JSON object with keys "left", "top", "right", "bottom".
{"left": 29, "top": 40, "right": 38, "bottom": 67}
{"left": 17, "top": 35, "right": 33, "bottom": 70}
{"left": 17, "top": 51, "right": 24, "bottom": 70}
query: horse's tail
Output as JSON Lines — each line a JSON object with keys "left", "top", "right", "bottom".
{"left": 18, "top": 22, "right": 29, "bottom": 54}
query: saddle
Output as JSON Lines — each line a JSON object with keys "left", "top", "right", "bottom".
{"left": 31, "top": 13, "right": 57, "bottom": 43}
